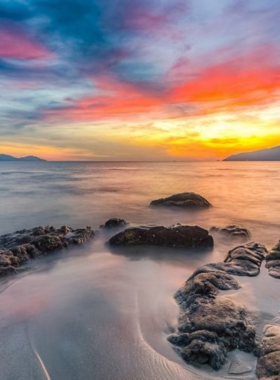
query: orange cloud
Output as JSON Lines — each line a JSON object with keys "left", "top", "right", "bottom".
{"left": 45, "top": 75, "right": 166, "bottom": 122}
{"left": 173, "top": 46, "right": 280, "bottom": 114}
{"left": 45, "top": 46, "right": 280, "bottom": 125}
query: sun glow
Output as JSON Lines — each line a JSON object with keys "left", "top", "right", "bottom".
{"left": 1, "top": 0, "right": 280, "bottom": 160}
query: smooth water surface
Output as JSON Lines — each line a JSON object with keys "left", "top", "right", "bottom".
{"left": 0, "top": 161, "right": 280, "bottom": 380}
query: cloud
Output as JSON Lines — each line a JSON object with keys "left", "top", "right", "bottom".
{"left": 0, "top": 25, "right": 52, "bottom": 60}
{"left": 1, "top": 0, "right": 280, "bottom": 160}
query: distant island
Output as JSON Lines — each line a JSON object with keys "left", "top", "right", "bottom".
{"left": 0, "top": 154, "right": 46, "bottom": 162}
{"left": 224, "top": 145, "right": 280, "bottom": 161}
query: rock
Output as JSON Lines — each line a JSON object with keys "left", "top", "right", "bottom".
{"left": 210, "top": 225, "right": 251, "bottom": 241}
{"left": 169, "top": 248, "right": 259, "bottom": 370}
{"left": 257, "top": 324, "right": 280, "bottom": 379}
{"left": 175, "top": 270, "right": 240, "bottom": 310}
{"left": 265, "top": 241, "right": 280, "bottom": 278}
{"left": 109, "top": 225, "right": 214, "bottom": 250}
{"left": 187, "top": 242, "right": 267, "bottom": 278}
{"left": 223, "top": 241, "right": 267, "bottom": 276}
{"left": 10, "top": 244, "right": 41, "bottom": 262}
{"left": 150, "top": 192, "right": 212, "bottom": 209}
{"left": 32, "top": 235, "right": 67, "bottom": 252}
{"left": 59, "top": 225, "right": 73, "bottom": 234}
{"left": 228, "top": 359, "right": 252, "bottom": 375}
{"left": 0, "top": 265, "right": 18, "bottom": 277}
{"left": 0, "top": 250, "right": 20, "bottom": 267}
{"left": 67, "top": 227, "right": 94, "bottom": 245}
{"left": 0, "top": 225, "right": 94, "bottom": 278}
{"left": 179, "top": 329, "right": 228, "bottom": 370}
{"left": 100, "top": 218, "right": 128, "bottom": 229}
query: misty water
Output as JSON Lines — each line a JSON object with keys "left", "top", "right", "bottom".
{"left": 0, "top": 161, "right": 280, "bottom": 380}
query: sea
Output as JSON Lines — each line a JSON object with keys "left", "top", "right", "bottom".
{"left": 0, "top": 161, "right": 279, "bottom": 380}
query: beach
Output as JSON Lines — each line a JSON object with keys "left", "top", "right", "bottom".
{"left": 0, "top": 161, "right": 280, "bottom": 379}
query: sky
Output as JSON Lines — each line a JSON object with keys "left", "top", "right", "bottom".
{"left": 0, "top": 0, "right": 280, "bottom": 161}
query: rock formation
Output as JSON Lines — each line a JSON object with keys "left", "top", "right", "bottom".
{"left": 100, "top": 218, "right": 128, "bottom": 229}
{"left": 168, "top": 268, "right": 257, "bottom": 370}
{"left": 109, "top": 225, "right": 214, "bottom": 250}
{"left": 265, "top": 240, "right": 280, "bottom": 278}
{"left": 0, "top": 225, "right": 94, "bottom": 277}
{"left": 210, "top": 225, "right": 251, "bottom": 241}
{"left": 257, "top": 323, "right": 280, "bottom": 379}
{"left": 150, "top": 192, "right": 212, "bottom": 209}
{"left": 168, "top": 241, "right": 267, "bottom": 371}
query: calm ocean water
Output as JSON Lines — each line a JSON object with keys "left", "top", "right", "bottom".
{"left": 0, "top": 161, "right": 280, "bottom": 380}
{"left": 0, "top": 161, "right": 280, "bottom": 242}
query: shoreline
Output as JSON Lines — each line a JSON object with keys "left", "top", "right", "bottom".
{"left": 0, "top": 218, "right": 279, "bottom": 379}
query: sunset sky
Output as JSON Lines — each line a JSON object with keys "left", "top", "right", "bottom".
{"left": 1, "top": 0, "right": 280, "bottom": 160}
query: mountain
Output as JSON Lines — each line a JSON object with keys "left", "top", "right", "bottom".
{"left": 18, "top": 155, "right": 46, "bottom": 162}
{"left": 224, "top": 146, "right": 280, "bottom": 161}
{"left": 0, "top": 154, "right": 46, "bottom": 162}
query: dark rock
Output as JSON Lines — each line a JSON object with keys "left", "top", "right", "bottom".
{"left": 222, "top": 241, "right": 267, "bottom": 276}
{"left": 175, "top": 270, "right": 240, "bottom": 310}
{"left": 150, "top": 192, "right": 212, "bottom": 209}
{"left": 0, "top": 265, "right": 18, "bottom": 277}
{"left": 210, "top": 225, "right": 251, "bottom": 241}
{"left": 109, "top": 225, "right": 214, "bottom": 250}
{"left": 0, "top": 225, "right": 94, "bottom": 278}
{"left": 191, "top": 261, "right": 260, "bottom": 278}
{"left": 10, "top": 244, "right": 42, "bottom": 262}
{"left": 168, "top": 247, "right": 260, "bottom": 370}
{"left": 257, "top": 324, "right": 280, "bottom": 379}
{"left": 59, "top": 225, "right": 73, "bottom": 234}
{"left": 0, "top": 250, "right": 20, "bottom": 267}
{"left": 186, "top": 242, "right": 267, "bottom": 279}
{"left": 170, "top": 272, "right": 256, "bottom": 370}
{"left": 179, "top": 329, "right": 227, "bottom": 370}
{"left": 265, "top": 241, "right": 280, "bottom": 278}
{"left": 32, "top": 235, "right": 67, "bottom": 252}
{"left": 66, "top": 227, "right": 94, "bottom": 245}
{"left": 100, "top": 218, "right": 128, "bottom": 229}
{"left": 0, "top": 225, "right": 55, "bottom": 249}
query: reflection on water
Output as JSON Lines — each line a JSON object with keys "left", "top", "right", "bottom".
{"left": 0, "top": 161, "right": 280, "bottom": 246}
{"left": 0, "top": 162, "right": 280, "bottom": 379}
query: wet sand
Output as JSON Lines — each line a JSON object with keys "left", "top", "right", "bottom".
{"left": 0, "top": 230, "right": 277, "bottom": 380}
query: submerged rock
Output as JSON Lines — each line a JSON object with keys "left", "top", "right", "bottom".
{"left": 150, "top": 192, "right": 212, "bottom": 209}
{"left": 109, "top": 225, "right": 214, "bottom": 250}
{"left": 169, "top": 266, "right": 257, "bottom": 370}
{"left": 210, "top": 225, "right": 251, "bottom": 241}
{"left": 265, "top": 241, "right": 280, "bottom": 278}
{"left": 257, "top": 324, "right": 280, "bottom": 379}
{"left": 100, "top": 218, "right": 128, "bottom": 229}
{"left": 0, "top": 225, "right": 94, "bottom": 277}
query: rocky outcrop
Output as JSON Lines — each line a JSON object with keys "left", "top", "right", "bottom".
{"left": 222, "top": 241, "right": 267, "bottom": 276}
{"left": 168, "top": 267, "right": 257, "bottom": 370}
{"left": 150, "top": 192, "right": 212, "bottom": 209}
{"left": 168, "top": 241, "right": 268, "bottom": 371}
{"left": 0, "top": 225, "right": 94, "bottom": 277}
{"left": 100, "top": 218, "right": 128, "bottom": 229}
{"left": 257, "top": 324, "right": 280, "bottom": 379}
{"left": 188, "top": 242, "right": 267, "bottom": 278}
{"left": 265, "top": 241, "right": 280, "bottom": 278}
{"left": 109, "top": 225, "right": 214, "bottom": 250}
{"left": 210, "top": 225, "right": 251, "bottom": 241}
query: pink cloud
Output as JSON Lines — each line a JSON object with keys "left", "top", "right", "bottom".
{"left": 0, "top": 26, "right": 52, "bottom": 60}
